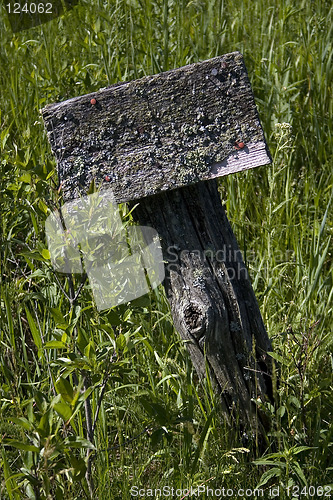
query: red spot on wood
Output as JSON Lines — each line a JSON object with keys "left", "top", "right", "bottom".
{"left": 90, "top": 98, "right": 97, "bottom": 105}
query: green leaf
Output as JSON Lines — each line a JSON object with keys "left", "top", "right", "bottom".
{"left": 3, "top": 292, "right": 14, "bottom": 349}
{"left": 3, "top": 440, "right": 39, "bottom": 453}
{"left": 268, "top": 351, "right": 288, "bottom": 365}
{"left": 293, "top": 462, "right": 307, "bottom": 485}
{"left": 36, "top": 410, "right": 53, "bottom": 438}
{"left": 44, "top": 340, "right": 67, "bottom": 349}
{"left": 1, "top": 448, "right": 21, "bottom": 499}
{"left": 20, "top": 251, "right": 47, "bottom": 262}
{"left": 86, "top": 178, "right": 96, "bottom": 195}
{"left": 6, "top": 183, "right": 19, "bottom": 191}
{"left": 49, "top": 307, "right": 67, "bottom": 325}
{"left": 55, "top": 377, "right": 74, "bottom": 404}
{"left": 292, "top": 445, "right": 317, "bottom": 455}
{"left": 150, "top": 428, "right": 167, "bottom": 448}
{"left": 276, "top": 406, "right": 286, "bottom": 418}
{"left": 303, "top": 236, "right": 331, "bottom": 305}
{"left": 34, "top": 391, "right": 48, "bottom": 413}
{"left": 8, "top": 417, "right": 32, "bottom": 431}
{"left": 41, "top": 248, "right": 50, "bottom": 259}
{"left": 64, "top": 436, "right": 95, "bottom": 449}
{"left": 53, "top": 402, "right": 73, "bottom": 422}
{"left": 116, "top": 334, "right": 126, "bottom": 350}
{"left": 25, "top": 307, "right": 43, "bottom": 356}
{"left": 288, "top": 395, "right": 301, "bottom": 409}
{"left": 77, "top": 326, "right": 89, "bottom": 352}
{"left": 84, "top": 342, "right": 95, "bottom": 360}
{"left": 19, "top": 173, "right": 31, "bottom": 183}
{"left": 38, "top": 199, "right": 49, "bottom": 215}
{"left": 8, "top": 416, "right": 33, "bottom": 431}
{"left": 46, "top": 169, "right": 55, "bottom": 181}
{"left": 191, "top": 409, "right": 215, "bottom": 475}
{"left": 257, "top": 468, "right": 281, "bottom": 488}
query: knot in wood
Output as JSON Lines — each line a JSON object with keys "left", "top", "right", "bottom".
{"left": 182, "top": 302, "right": 206, "bottom": 338}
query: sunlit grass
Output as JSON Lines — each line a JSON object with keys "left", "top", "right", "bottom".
{"left": 0, "top": 0, "right": 332, "bottom": 497}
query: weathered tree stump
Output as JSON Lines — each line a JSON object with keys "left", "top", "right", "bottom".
{"left": 42, "top": 52, "right": 273, "bottom": 434}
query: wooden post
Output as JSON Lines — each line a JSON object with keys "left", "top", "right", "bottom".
{"left": 42, "top": 52, "right": 273, "bottom": 433}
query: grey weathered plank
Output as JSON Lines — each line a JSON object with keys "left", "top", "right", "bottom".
{"left": 42, "top": 52, "right": 271, "bottom": 203}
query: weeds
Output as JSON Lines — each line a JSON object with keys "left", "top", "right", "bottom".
{"left": 0, "top": 0, "right": 332, "bottom": 497}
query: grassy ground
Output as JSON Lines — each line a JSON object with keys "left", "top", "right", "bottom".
{"left": 0, "top": 0, "right": 332, "bottom": 498}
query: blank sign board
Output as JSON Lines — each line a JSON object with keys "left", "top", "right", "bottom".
{"left": 42, "top": 52, "right": 271, "bottom": 203}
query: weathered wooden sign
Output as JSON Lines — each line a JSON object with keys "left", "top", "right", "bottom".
{"left": 42, "top": 52, "right": 271, "bottom": 203}
{"left": 42, "top": 52, "right": 273, "bottom": 435}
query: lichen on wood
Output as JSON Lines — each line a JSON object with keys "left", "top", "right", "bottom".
{"left": 42, "top": 52, "right": 271, "bottom": 203}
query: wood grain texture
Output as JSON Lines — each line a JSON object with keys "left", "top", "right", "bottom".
{"left": 42, "top": 52, "right": 271, "bottom": 203}
{"left": 130, "top": 179, "right": 272, "bottom": 432}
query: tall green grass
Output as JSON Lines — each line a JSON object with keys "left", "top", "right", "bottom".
{"left": 0, "top": 0, "right": 332, "bottom": 498}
